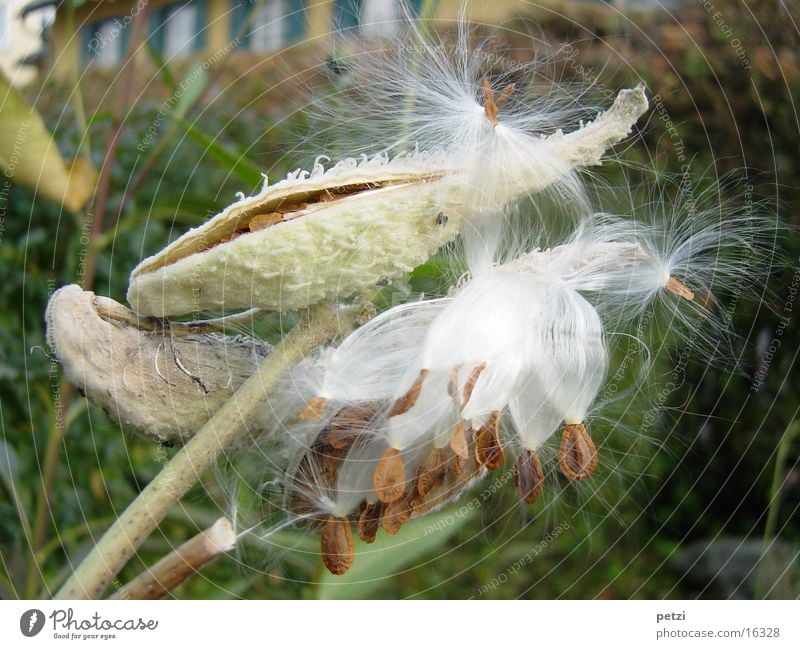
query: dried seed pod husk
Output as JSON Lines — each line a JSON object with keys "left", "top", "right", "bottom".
{"left": 373, "top": 448, "right": 406, "bottom": 503}
{"left": 514, "top": 449, "right": 545, "bottom": 504}
{"left": 44, "top": 285, "right": 270, "bottom": 446}
{"left": 475, "top": 412, "right": 505, "bottom": 470}
{"left": 559, "top": 423, "right": 598, "bottom": 480}
{"left": 320, "top": 516, "right": 355, "bottom": 575}
{"left": 357, "top": 501, "right": 385, "bottom": 544}
{"left": 127, "top": 87, "right": 648, "bottom": 317}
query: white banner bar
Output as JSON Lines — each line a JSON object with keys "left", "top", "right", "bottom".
{"left": 1, "top": 600, "right": 798, "bottom": 648}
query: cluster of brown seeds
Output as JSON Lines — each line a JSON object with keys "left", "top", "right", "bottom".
{"left": 299, "top": 362, "right": 602, "bottom": 575}
{"left": 294, "top": 400, "right": 486, "bottom": 575}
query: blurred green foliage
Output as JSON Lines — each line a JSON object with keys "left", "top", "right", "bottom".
{"left": 0, "top": 0, "right": 797, "bottom": 599}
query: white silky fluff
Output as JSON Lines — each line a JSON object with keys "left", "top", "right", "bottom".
{"left": 233, "top": 185, "right": 773, "bottom": 536}
{"left": 316, "top": 13, "right": 603, "bottom": 217}
{"left": 382, "top": 270, "right": 608, "bottom": 454}
{"left": 315, "top": 298, "right": 449, "bottom": 402}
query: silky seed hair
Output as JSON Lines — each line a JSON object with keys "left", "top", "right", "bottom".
{"left": 309, "top": 10, "right": 634, "bottom": 236}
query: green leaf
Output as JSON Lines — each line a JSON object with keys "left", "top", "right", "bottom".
{"left": 315, "top": 505, "right": 475, "bottom": 599}
{"left": 147, "top": 44, "right": 178, "bottom": 94}
{"left": 172, "top": 65, "right": 209, "bottom": 119}
{"left": 175, "top": 116, "right": 264, "bottom": 191}
{"left": 0, "top": 437, "right": 19, "bottom": 497}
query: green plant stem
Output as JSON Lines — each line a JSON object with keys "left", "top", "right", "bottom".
{"left": 756, "top": 418, "right": 799, "bottom": 597}
{"left": 54, "top": 303, "right": 349, "bottom": 599}
{"left": 25, "top": 380, "right": 72, "bottom": 598}
{"left": 763, "top": 420, "right": 798, "bottom": 542}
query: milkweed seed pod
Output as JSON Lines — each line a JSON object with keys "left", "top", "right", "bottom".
{"left": 45, "top": 285, "right": 271, "bottom": 445}
{"left": 126, "top": 84, "right": 647, "bottom": 317}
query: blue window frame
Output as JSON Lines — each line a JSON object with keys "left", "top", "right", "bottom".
{"left": 230, "top": 0, "right": 306, "bottom": 51}
{"left": 83, "top": 16, "right": 131, "bottom": 66}
{"left": 148, "top": 0, "right": 208, "bottom": 59}
{"left": 334, "top": 0, "right": 422, "bottom": 33}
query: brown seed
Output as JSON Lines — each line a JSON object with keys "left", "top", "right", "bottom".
{"left": 406, "top": 480, "right": 426, "bottom": 512}
{"left": 322, "top": 402, "right": 381, "bottom": 449}
{"left": 381, "top": 494, "right": 413, "bottom": 535}
{"left": 482, "top": 78, "right": 499, "bottom": 125}
{"left": 449, "top": 420, "right": 470, "bottom": 460}
{"left": 320, "top": 516, "right": 355, "bottom": 575}
{"left": 462, "top": 363, "right": 487, "bottom": 408}
{"left": 481, "top": 80, "right": 516, "bottom": 126}
{"left": 357, "top": 501, "right": 385, "bottom": 544}
{"left": 417, "top": 447, "right": 448, "bottom": 497}
{"left": 447, "top": 365, "right": 461, "bottom": 403}
{"left": 559, "top": 423, "right": 598, "bottom": 480}
{"left": 299, "top": 396, "right": 329, "bottom": 420}
{"left": 450, "top": 453, "right": 467, "bottom": 478}
{"left": 475, "top": 412, "right": 505, "bottom": 470}
{"left": 312, "top": 446, "right": 347, "bottom": 484}
{"left": 496, "top": 83, "right": 516, "bottom": 107}
{"left": 514, "top": 449, "right": 545, "bottom": 505}
{"left": 248, "top": 212, "right": 284, "bottom": 231}
{"left": 373, "top": 448, "right": 406, "bottom": 503}
{"left": 387, "top": 369, "right": 429, "bottom": 417}
{"left": 666, "top": 276, "right": 695, "bottom": 301}
{"left": 293, "top": 444, "right": 347, "bottom": 505}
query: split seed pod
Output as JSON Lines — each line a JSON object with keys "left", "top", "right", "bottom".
{"left": 127, "top": 87, "right": 648, "bottom": 317}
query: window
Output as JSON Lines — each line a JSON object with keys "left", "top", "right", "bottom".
{"left": 250, "top": 0, "right": 286, "bottom": 51}
{"left": 360, "top": 0, "right": 400, "bottom": 35}
{"left": 0, "top": 3, "right": 10, "bottom": 52}
{"left": 149, "top": 1, "right": 207, "bottom": 59}
{"left": 231, "top": 0, "right": 305, "bottom": 52}
{"left": 334, "top": 0, "right": 421, "bottom": 34}
{"left": 163, "top": 3, "right": 198, "bottom": 57}
{"left": 83, "top": 17, "right": 127, "bottom": 66}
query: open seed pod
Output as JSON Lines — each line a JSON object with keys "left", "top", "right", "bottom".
{"left": 126, "top": 86, "right": 648, "bottom": 317}
{"left": 45, "top": 285, "right": 271, "bottom": 445}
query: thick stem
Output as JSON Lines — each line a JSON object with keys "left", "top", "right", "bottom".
{"left": 108, "top": 518, "right": 235, "bottom": 600}
{"left": 54, "top": 303, "right": 347, "bottom": 599}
